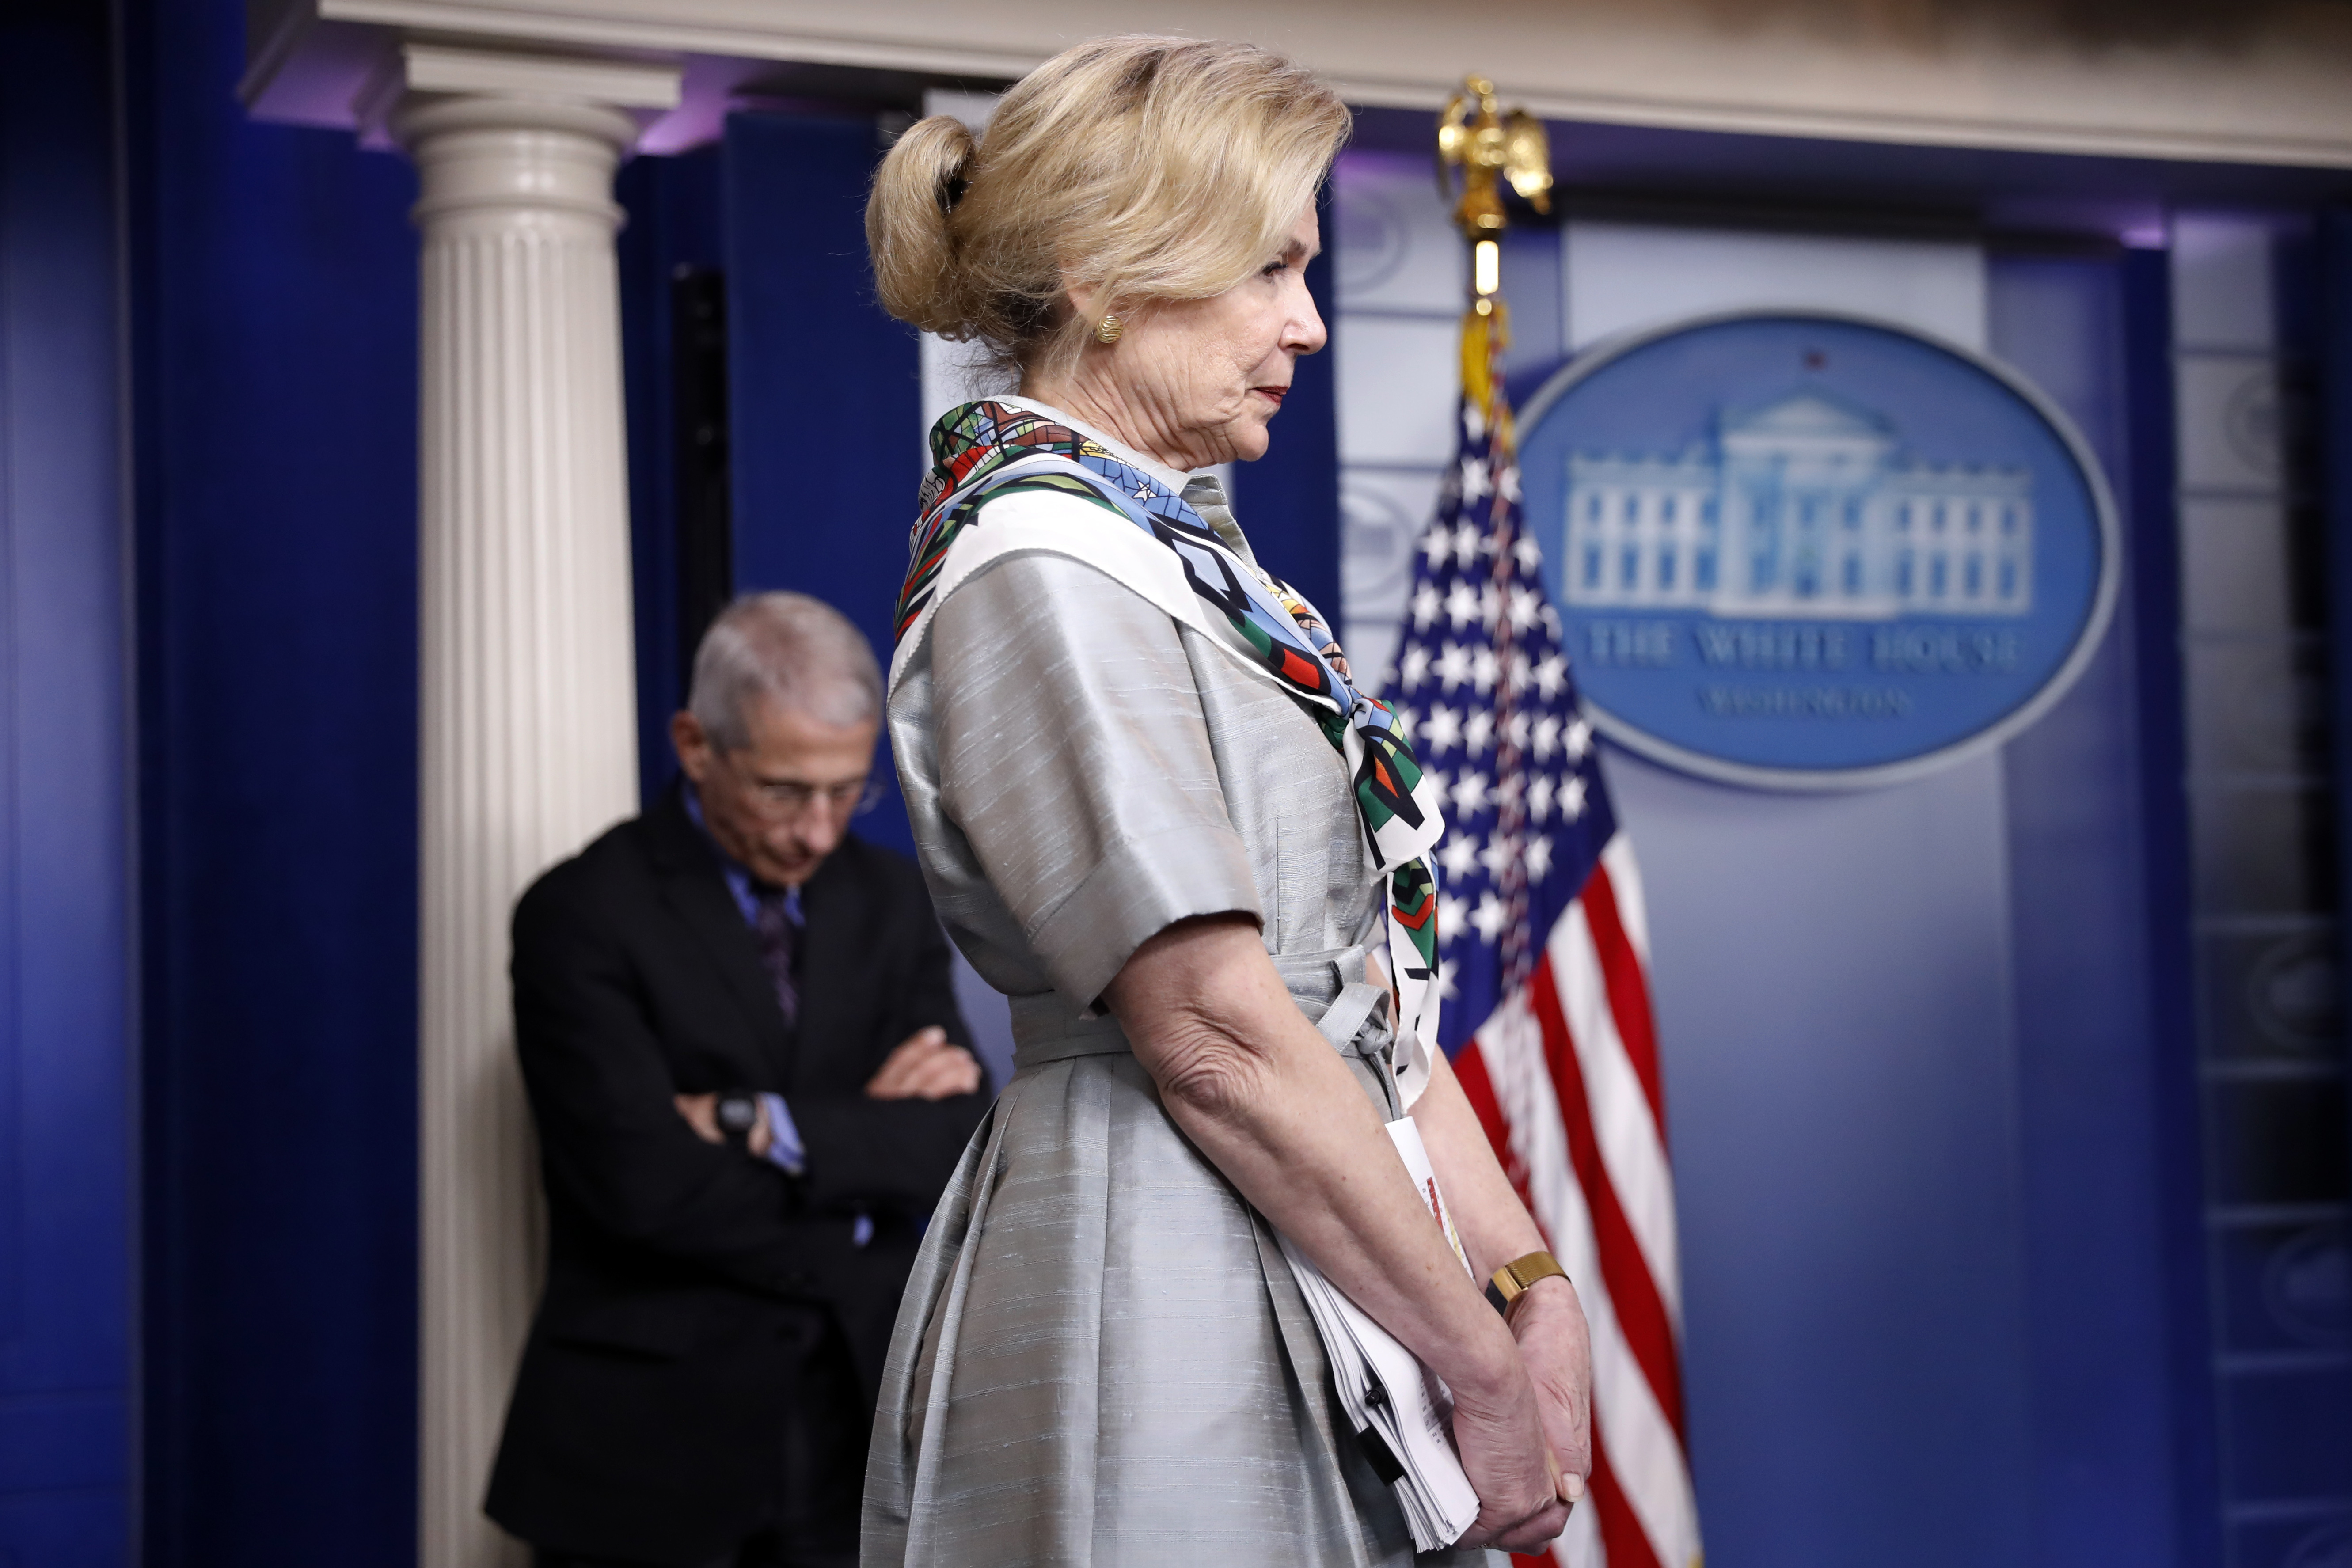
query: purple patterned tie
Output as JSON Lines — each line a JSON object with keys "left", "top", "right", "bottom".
{"left": 751, "top": 885, "right": 799, "bottom": 1029}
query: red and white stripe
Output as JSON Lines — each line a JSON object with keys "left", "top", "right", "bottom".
{"left": 1454, "top": 838, "right": 1702, "bottom": 1568}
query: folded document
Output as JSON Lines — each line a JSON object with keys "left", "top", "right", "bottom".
{"left": 1277, "top": 1118, "right": 1483, "bottom": 1551}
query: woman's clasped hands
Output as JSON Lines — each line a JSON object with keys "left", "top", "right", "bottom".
{"left": 1452, "top": 1272, "right": 1592, "bottom": 1553}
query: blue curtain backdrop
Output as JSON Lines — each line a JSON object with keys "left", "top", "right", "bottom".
{"left": 125, "top": 0, "right": 422, "bottom": 1560}
{"left": 616, "top": 146, "right": 725, "bottom": 805}
{"left": 0, "top": 3, "right": 135, "bottom": 1562}
{"left": 723, "top": 110, "right": 924, "bottom": 855}
{"left": 2326, "top": 210, "right": 2352, "bottom": 1265}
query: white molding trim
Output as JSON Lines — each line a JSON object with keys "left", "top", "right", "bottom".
{"left": 345, "top": 43, "right": 680, "bottom": 142}
{"left": 401, "top": 39, "right": 682, "bottom": 106}
{"left": 241, "top": 0, "right": 2352, "bottom": 168}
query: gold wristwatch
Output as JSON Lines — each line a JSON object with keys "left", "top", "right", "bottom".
{"left": 1485, "top": 1250, "right": 1567, "bottom": 1318}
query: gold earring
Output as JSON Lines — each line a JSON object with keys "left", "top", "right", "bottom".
{"left": 1095, "top": 314, "right": 1123, "bottom": 344}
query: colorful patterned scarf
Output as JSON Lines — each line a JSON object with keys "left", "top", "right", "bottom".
{"left": 892, "top": 399, "right": 1448, "bottom": 1055}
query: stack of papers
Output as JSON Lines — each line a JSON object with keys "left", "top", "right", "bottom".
{"left": 1278, "top": 1119, "right": 1483, "bottom": 1551}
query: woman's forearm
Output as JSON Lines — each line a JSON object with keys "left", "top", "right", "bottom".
{"left": 1414, "top": 1049, "right": 1594, "bottom": 1495}
{"left": 1411, "top": 1049, "right": 1550, "bottom": 1282}
{"left": 1104, "top": 915, "right": 1523, "bottom": 1403}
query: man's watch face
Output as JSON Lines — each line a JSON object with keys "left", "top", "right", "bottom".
{"left": 717, "top": 1094, "right": 760, "bottom": 1134}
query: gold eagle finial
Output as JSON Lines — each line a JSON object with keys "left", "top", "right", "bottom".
{"left": 1437, "top": 74, "right": 1553, "bottom": 251}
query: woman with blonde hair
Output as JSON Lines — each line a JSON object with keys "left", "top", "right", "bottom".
{"left": 865, "top": 36, "right": 1591, "bottom": 1566}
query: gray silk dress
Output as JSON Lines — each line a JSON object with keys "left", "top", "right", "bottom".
{"left": 865, "top": 412, "right": 1483, "bottom": 1568}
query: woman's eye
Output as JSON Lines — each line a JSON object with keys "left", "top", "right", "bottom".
{"left": 1262, "top": 258, "right": 1288, "bottom": 276}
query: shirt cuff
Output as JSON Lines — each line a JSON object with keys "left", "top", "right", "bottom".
{"left": 757, "top": 1093, "right": 805, "bottom": 1176}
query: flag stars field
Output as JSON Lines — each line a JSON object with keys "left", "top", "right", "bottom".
{"left": 1460, "top": 454, "right": 1493, "bottom": 503}
{"left": 1450, "top": 770, "right": 1492, "bottom": 817}
{"left": 1528, "top": 773, "right": 1556, "bottom": 824}
{"left": 1439, "top": 837, "right": 1481, "bottom": 881}
{"left": 1435, "top": 643, "right": 1474, "bottom": 691}
{"left": 1445, "top": 581, "right": 1482, "bottom": 630}
{"left": 1471, "top": 891, "right": 1508, "bottom": 944}
{"left": 1453, "top": 522, "right": 1490, "bottom": 569}
{"left": 1534, "top": 652, "right": 1570, "bottom": 700}
{"left": 1465, "top": 710, "right": 1495, "bottom": 757}
{"left": 1477, "top": 835, "right": 1518, "bottom": 880}
{"left": 1524, "top": 834, "right": 1554, "bottom": 881}
{"left": 1559, "top": 774, "right": 1589, "bottom": 822}
{"left": 1531, "top": 714, "right": 1562, "bottom": 760}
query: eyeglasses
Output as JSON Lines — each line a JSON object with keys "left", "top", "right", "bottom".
{"left": 735, "top": 773, "right": 887, "bottom": 823}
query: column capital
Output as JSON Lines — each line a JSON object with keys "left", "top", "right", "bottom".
{"left": 382, "top": 45, "right": 680, "bottom": 228}
{"left": 378, "top": 42, "right": 678, "bottom": 151}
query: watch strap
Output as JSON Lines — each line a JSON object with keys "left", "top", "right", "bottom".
{"left": 1484, "top": 1250, "right": 1568, "bottom": 1317}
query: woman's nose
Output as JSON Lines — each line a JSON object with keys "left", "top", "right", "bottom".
{"left": 1288, "top": 295, "right": 1328, "bottom": 356}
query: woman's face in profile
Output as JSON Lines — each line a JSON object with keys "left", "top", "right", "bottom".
{"left": 1096, "top": 204, "right": 1328, "bottom": 470}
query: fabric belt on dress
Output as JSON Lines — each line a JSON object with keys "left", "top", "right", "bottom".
{"left": 1007, "top": 944, "right": 1394, "bottom": 1071}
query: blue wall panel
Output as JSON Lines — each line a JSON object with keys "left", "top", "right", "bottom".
{"left": 127, "top": 0, "right": 422, "bottom": 1560}
{"left": 725, "top": 112, "right": 922, "bottom": 858}
{"left": 1619, "top": 746, "right": 2035, "bottom": 1568}
{"left": 616, "top": 147, "right": 724, "bottom": 802}
{"left": 1515, "top": 217, "right": 2204, "bottom": 1568}
{"left": 2325, "top": 210, "right": 2352, "bottom": 1371}
{"left": 0, "top": 3, "right": 134, "bottom": 1561}
{"left": 1546, "top": 222, "right": 2034, "bottom": 1568}
{"left": 2114, "top": 243, "right": 2220, "bottom": 1568}
{"left": 1989, "top": 250, "right": 2196, "bottom": 1568}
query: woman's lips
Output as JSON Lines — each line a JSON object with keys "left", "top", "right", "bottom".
{"left": 1254, "top": 385, "right": 1288, "bottom": 407}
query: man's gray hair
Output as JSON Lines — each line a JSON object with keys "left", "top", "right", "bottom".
{"left": 688, "top": 592, "right": 884, "bottom": 748}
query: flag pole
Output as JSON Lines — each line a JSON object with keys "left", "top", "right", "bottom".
{"left": 1417, "top": 83, "right": 1703, "bottom": 1568}
{"left": 1438, "top": 76, "right": 1552, "bottom": 995}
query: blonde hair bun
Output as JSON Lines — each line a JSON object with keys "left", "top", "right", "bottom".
{"left": 866, "top": 113, "right": 980, "bottom": 339}
{"left": 866, "top": 35, "right": 1349, "bottom": 376}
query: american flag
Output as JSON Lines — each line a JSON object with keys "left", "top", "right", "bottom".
{"left": 1385, "top": 303, "right": 1702, "bottom": 1568}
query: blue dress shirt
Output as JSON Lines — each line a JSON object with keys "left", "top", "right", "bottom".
{"left": 679, "top": 789, "right": 825, "bottom": 1173}
{"left": 682, "top": 784, "right": 874, "bottom": 1246}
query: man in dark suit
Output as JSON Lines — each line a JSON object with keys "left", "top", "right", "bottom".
{"left": 486, "top": 592, "right": 988, "bottom": 1568}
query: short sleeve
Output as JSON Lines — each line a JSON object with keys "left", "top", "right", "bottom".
{"left": 929, "top": 550, "right": 1263, "bottom": 1008}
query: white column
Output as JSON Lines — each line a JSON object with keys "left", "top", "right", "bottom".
{"left": 391, "top": 47, "right": 678, "bottom": 1568}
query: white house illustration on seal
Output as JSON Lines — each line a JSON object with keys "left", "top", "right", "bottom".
{"left": 1561, "top": 390, "right": 2033, "bottom": 619}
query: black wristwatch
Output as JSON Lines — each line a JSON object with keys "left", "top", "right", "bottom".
{"left": 714, "top": 1090, "right": 762, "bottom": 1152}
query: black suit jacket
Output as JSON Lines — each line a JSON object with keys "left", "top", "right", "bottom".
{"left": 485, "top": 784, "right": 986, "bottom": 1563}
